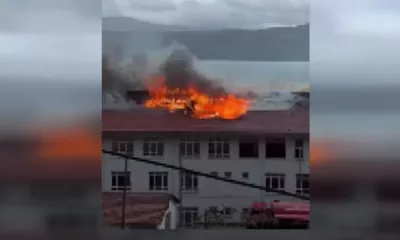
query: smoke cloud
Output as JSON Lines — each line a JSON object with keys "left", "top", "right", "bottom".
{"left": 102, "top": 43, "right": 227, "bottom": 108}
{"left": 157, "top": 43, "right": 227, "bottom": 97}
{"left": 102, "top": 42, "right": 307, "bottom": 111}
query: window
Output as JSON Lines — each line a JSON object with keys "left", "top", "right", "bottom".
{"left": 180, "top": 207, "right": 198, "bottom": 227}
{"left": 208, "top": 137, "right": 230, "bottom": 158}
{"left": 265, "top": 173, "right": 285, "bottom": 191}
{"left": 242, "top": 172, "right": 249, "bottom": 179}
{"left": 265, "top": 139, "right": 286, "bottom": 159}
{"left": 294, "top": 139, "right": 304, "bottom": 159}
{"left": 239, "top": 138, "right": 259, "bottom": 158}
{"left": 111, "top": 171, "right": 131, "bottom": 191}
{"left": 296, "top": 174, "right": 310, "bottom": 195}
{"left": 210, "top": 171, "right": 218, "bottom": 176}
{"left": 149, "top": 172, "right": 168, "bottom": 191}
{"left": 224, "top": 207, "right": 233, "bottom": 215}
{"left": 224, "top": 172, "right": 232, "bottom": 179}
{"left": 242, "top": 208, "right": 249, "bottom": 217}
{"left": 181, "top": 172, "right": 198, "bottom": 192}
{"left": 111, "top": 141, "right": 134, "bottom": 155}
{"left": 179, "top": 138, "right": 200, "bottom": 158}
{"left": 143, "top": 139, "right": 164, "bottom": 156}
{"left": 208, "top": 206, "right": 218, "bottom": 213}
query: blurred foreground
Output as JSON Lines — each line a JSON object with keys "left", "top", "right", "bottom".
{"left": 1, "top": 124, "right": 400, "bottom": 238}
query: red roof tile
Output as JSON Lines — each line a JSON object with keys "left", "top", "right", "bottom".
{"left": 102, "top": 108, "right": 309, "bottom": 134}
{"left": 102, "top": 192, "right": 179, "bottom": 227}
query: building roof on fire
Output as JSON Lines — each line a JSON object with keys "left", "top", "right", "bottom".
{"left": 102, "top": 107, "right": 309, "bottom": 134}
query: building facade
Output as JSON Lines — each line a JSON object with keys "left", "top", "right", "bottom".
{"left": 102, "top": 108, "right": 310, "bottom": 227}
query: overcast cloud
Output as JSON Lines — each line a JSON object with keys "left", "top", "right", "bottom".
{"left": 102, "top": 0, "right": 309, "bottom": 28}
{"left": 0, "top": 0, "right": 101, "bottom": 82}
{"left": 311, "top": 0, "right": 400, "bottom": 86}
{"left": 0, "top": 0, "right": 101, "bottom": 128}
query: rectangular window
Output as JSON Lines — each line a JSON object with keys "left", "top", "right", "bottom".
{"left": 111, "top": 141, "right": 134, "bottom": 156}
{"left": 242, "top": 172, "right": 249, "bottom": 179}
{"left": 296, "top": 174, "right": 310, "bottom": 195}
{"left": 181, "top": 172, "right": 198, "bottom": 192}
{"left": 143, "top": 139, "right": 164, "bottom": 156}
{"left": 210, "top": 171, "right": 218, "bottom": 176}
{"left": 208, "top": 206, "right": 218, "bottom": 213}
{"left": 239, "top": 138, "right": 259, "bottom": 158}
{"left": 224, "top": 172, "right": 232, "bottom": 179}
{"left": 180, "top": 207, "right": 198, "bottom": 227}
{"left": 265, "top": 173, "right": 285, "bottom": 191}
{"left": 265, "top": 139, "right": 286, "bottom": 159}
{"left": 294, "top": 139, "right": 304, "bottom": 159}
{"left": 149, "top": 172, "right": 168, "bottom": 191}
{"left": 241, "top": 208, "right": 249, "bottom": 219}
{"left": 111, "top": 171, "right": 131, "bottom": 191}
{"left": 224, "top": 207, "right": 233, "bottom": 215}
{"left": 179, "top": 138, "right": 200, "bottom": 158}
{"left": 208, "top": 137, "right": 230, "bottom": 158}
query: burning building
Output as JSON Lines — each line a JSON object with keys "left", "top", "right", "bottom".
{"left": 101, "top": 46, "right": 310, "bottom": 228}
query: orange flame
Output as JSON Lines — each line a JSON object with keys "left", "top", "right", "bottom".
{"left": 144, "top": 75, "right": 250, "bottom": 119}
{"left": 34, "top": 128, "right": 101, "bottom": 161}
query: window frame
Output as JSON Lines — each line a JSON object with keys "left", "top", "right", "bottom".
{"left": 143, "top": 138, "right": 164, "bottom": 157}
{"left": 208, "top": 137, "right": 230, "bottom": 159}
{"left": 296, "top": 173, "right": 310, "bottom": 195}
{"left": 149, "top": 171, "right": 169, "bottom": 191}
{"left": 111, "top": 171, "right": 131, "bottom": 191}
{"left": 224, "top": 171, "right": 232, "bottom": 179}
{"left": 265, "top": 173, "right": 286, "bottom": 191}
{"left": 294, "top": 139, "right": 304, "bottom": 159}
{"left": 265, "top": 138, "right": 286, "bottom": 159}
{"left": 180, "top": 172, "right": 199, "bottom": 193}
{"left": 179, "top": 138, "right": 201, "bottom": 158}
{"left": 111, "top": 141, "right": 134, "bottom": 156}
{"left": 238, "top": 138, "right": 259, "bottom": 158}
{"left": 180, "top": 207, "right": 199, "bottom": 227}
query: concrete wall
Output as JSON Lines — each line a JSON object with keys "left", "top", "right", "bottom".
{"left": 102, "top": 133, "right": 310, "bottom": 218}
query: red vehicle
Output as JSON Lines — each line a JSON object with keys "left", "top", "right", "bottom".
{"left": 245, "top": 201, "right": 310, "bottom": 229}
{"left": 270, "top": 201, "right": 310, "bottom": 229}
{"left": 244, "top": 202, "right": 273, "bottom": 229}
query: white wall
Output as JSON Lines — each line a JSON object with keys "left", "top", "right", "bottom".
{"left": 158, "top": 200, "right": 179, "bottom": 230}
{"left": 102, "top": 133, "right": 309, "bottom": 216}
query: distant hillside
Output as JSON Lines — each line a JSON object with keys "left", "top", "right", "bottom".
{"left": 103, "top": 17, "right": 309, "bottom": 61}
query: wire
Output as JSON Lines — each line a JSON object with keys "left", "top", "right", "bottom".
{"left": 103, "top": 149, "right": 310, "bottom": 201}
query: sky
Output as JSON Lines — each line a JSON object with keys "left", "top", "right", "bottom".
{"left": 0, "top": 0, "right": 400, "bottom": 134}
{"left": 0, "top": 0, "right": 101, "bottom": 82}
{"left": 311, "top": 0, "right": 400, "bottom": 86}
{"left": 102, "top": 0, "right": 309, "bottom": 28}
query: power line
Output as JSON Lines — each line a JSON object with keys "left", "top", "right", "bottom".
{"left": 103, "top": 149, "right": 310, "bottom": 201}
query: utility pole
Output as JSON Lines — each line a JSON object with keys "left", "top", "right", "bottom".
{"left": 178, "top": 150, "right": 183, "bottom": 228}
{"left": 204, "top": 209, "right": 208, "bottom": 229}
{"left": 121, "top": 156, "right": 128, "bottom": 229}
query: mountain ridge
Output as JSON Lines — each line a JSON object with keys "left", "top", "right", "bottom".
{"left": 103, "top": 17, "right": 309, "bottom": 61}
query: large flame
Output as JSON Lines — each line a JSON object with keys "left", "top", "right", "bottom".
{"left": 144, "top": 75, "right": 250, "bottom": 120}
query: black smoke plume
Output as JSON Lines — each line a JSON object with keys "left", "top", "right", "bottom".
{"left": 159, "top": 45, "right": 226, "bottom": 97}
